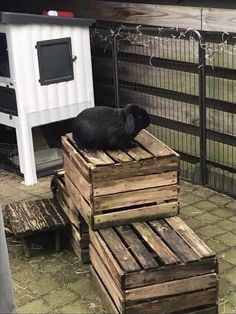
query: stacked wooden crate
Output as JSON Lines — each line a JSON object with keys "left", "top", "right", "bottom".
{"left": 62, "top": 129, "right": 180, "bottom": 229}
{"left": 51, "top": 170, "right": 89, "bottom": 264}
{"left": 61, "top": 129, "right": 218, "bottom": 313}
{"left": 90, "top": 218, "right": 218, "bottom": 314}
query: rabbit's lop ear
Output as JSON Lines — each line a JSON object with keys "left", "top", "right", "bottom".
{"left": 125, "top": 113, "right": 135, "bottom": 135}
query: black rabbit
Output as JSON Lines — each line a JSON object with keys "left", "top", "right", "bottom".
{"left": 72, "top": 104, "right": 150, "bottom": 150}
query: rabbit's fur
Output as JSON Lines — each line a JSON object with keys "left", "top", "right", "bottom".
{"left": 72, "top": 104, "right": 150, "bottom": 150}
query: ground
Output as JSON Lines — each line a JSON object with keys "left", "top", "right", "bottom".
{"left": 0, "top": 169, "right": 235, "bottom": 314}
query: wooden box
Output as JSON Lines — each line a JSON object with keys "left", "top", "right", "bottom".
{"left": 62, "top": 129, "right": 180, "bottom": 230}
{"left": 51, "top": 170, "right": 89, "bottom": 263}
{"left": 90, "top": 216, "right": 218, "bottom": 314}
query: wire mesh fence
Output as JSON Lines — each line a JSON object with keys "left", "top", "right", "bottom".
{"left": 90, "top": 24, "right": 236, "bottom": 197}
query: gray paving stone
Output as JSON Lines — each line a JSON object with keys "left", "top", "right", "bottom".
{"left": 218, "top": 259, "right": 234, "bottom": 273}
{"left": 221, "top": 267, "right": 236, "bottom": 287}
{"left": 221, "top": 249, "right": 236, "bottom": 266}
{"left": 225, "top": 201, "right": 236, "bottom": 211}
{"left": 216, "top": 232, "right": 236, "bottom": 247}
{"left": 196, "top": 225, "right": 226, "bottom": 240}
{"left": 206, "top": 238, "right": 228, "bottom": 253}
{"left": 227, "top": 290, "right": 236, "bottom": 307}
{"left": 179, "top": 205, "right": 204, "bottom": 218}
{"left": 43, "top": 288, "right": 79, "bottom": 309}
{"left": 194, "top": 212, "right": 222, "bottom": 224}
{"left": 29, "top": 277, "right": 60, "bottom": 297}
{"left": 211, "top": 208, "right": 235, "bottom": 219}
{"left": 207, "top": 194, "right": 233, "bottom": 206}
{"left": 216, "top": 220, "right": 236, "bottom": 232}
{"left": 180, "top": 193, "right": 203, "bottom": 205}
{"left": 17, "top": 299, "right": 50, "bottom": 314}
{"left": 182, "top": 218, "right": 207, "bottom": 231}
{"left": 193, "top": 200, "right": 218, "bottom": 211}
{"left": 218, "top": 301, "right": 236, "bottom": 314}
{"left": 192, "top": 186, "right": 215, "bottom": 198}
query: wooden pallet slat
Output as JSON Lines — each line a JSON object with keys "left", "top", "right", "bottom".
{"left": 93, "top": 201, "right": 178, "bottom": 229}
{"left": 63, "top": 153, "right": 92, "bottom": 203}
{"left": 135, "top": 129, "right": 179, "bottom": 158}
{"left": 94, "top": 184, "right": 178, "bottom": 211}
{"left": 149, "top": 219, "right": 200, "bottom": 262}
{"left": 79, "top": 148, "right": 115, "bottom": 166}
{"left": 62, "top": 135, "right": 91, "bottom": 181}
{"left": 90, "top": 266, "right": 120, "bottom": 314}
{"left": 125, "top": 273, "right": 217, "bottom": 303}
{"left": 106, "top": 149, "right": 134, "bottom": 163}
{"left": 64, "top": 174, "right": 92, "bottom": 227}
{"left": 90, "top": 244, "right": 125, "bottom": 313}
{"left": 166, "top": 216, "right": 215, "bottom": 258}
{"left": 90, "top": 230, "right": 124, "bottom": 289}
{"left": 93, "top": 171, "right": 177, "bottom": 197}
{"left": 126, "top": 288, "right": 217, "bottom": 314}
{"left": 125, "top": 257, "right": 217, "bottom": 289}
{"left": 115, "top": 225, "right": 159, "bottom": 270}
{"left": 91, "top": 155, "right": 179, "bottom": 183}
{"left": 99, "top": 228, "right": 141, "bottom": 272}
{"left": 126, "top": 145, "right": 153, "bottom": 160}
{"left": 132, "top": 222, "right": 181, "bottom": 265}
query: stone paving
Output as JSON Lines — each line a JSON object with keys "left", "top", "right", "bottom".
{"left": 0, "top": 169, "right": 235, "bottom": 314}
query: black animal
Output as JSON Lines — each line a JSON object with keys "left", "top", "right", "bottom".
{"left": 72, "top": 104, "right": 150, "bottom": 150}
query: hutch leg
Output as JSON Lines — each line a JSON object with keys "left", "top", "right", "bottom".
{"left": 16, "top": 124, "right": 37, "bottom": 185}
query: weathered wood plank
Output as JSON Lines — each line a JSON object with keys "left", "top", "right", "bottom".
{"left": 202, "top": 7, "right": 236, "bottom": 33}
{"left": 126, "top": 288, "right": 217, "bottom": 314}
{"left": 149, "top": 219, "right": 200, "bottom": 262}
{"left": 91, "top": 155, "right": 179, "bottom": 182}
{"left": 77, "top": 1, "right": 202, "bottom": 30}
{"left": 62, "top": 135, "right": 91, "bottom": 181}
{"left": 125, "top": 273, "right": 217, "bottom": 302}
{"left": 64, "top": 174, "right": 93, "bottom": 227}
{"left": 99, "top": 228, "right": 140, "bottom": 272}
{"left": 126, "top": 145, "right": 153, "bottom": 160}
{"left": 94, "top": 184, "right": 178, "bottom": 211}
{"left": 186, "top": 306, "right": 218, "bottom": 314}
{"left": 106, "top": 149, "right": 134, "bottom": 163}
{"left": 63, "top": 153, "right": 92, "bottom": 204}
{"left": 132, "top": 222, "right": 180, "bottom": 265}
{"left": 90, "top": 244, "right": 124, "bottom": 313}
{"left": 115, "top": 225, "right": 159, "bottom": 270}
{"left": 166, "top": 216, "right": 215, "bottom": 258}
{"left": 67, "top": 133, "right": 114, "bottom": 166}
{"left": 90, "top": 266, "right": 119, "bottom": 314}
{"left": 135, "top": 129, "right": 179, "bottom": 157}
{"left": 70, "top": 237, "right": 90, "bottom": 264}
{"left": 53, "top": 176, "right": 81, "bottom": 229}
{"left": 94, "top": 201, "right": 178, "bottom": 229}
{"left": 90, "top": 230, "right": 124, "bottom": 289}
{"left": 93, "top": 171, "right": 177, "bottom": 197}
{"left": 125, "top": 257, "right": 217, "bottom": 289}
{"left": 80, "top": 149, "right": 115, "bottom": 166}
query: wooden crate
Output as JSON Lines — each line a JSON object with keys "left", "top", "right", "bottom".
{"left": 62, "top": 129, "right": 180, "bottom": 230}
{"left": 51, "top": 170, "right": 89, "bottom": 264}
{"left": 89, "top": 216, "right": 218, "bottom": 314}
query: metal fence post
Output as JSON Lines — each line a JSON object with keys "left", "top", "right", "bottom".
{"left": 198, "top": 39, "right": 208, "bottom": 185}
{"left": 112, "top": 30, "right": 120, "bottom": 108}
